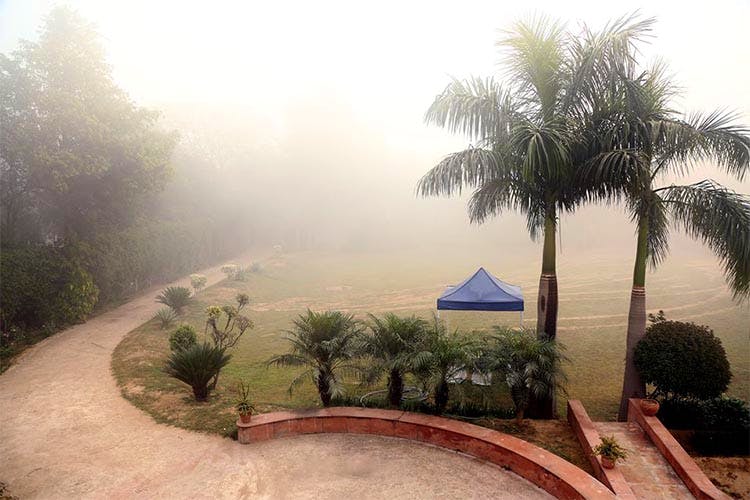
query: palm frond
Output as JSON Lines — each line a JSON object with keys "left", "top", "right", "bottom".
{"left": 417, "top": 147, "right": 509, "bottom": 197}
{"left": 660, "top": 180, "right": 750, "bottom": 298}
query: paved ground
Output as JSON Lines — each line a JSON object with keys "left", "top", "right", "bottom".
{"left": 0, "top": 259, "right": 551, "bottom": 499}
{"left": 595, "top": 422, "right": 691, "bottom": 499}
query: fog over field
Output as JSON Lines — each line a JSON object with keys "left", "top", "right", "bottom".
{"left": 2, "top": 0, "right": 748, "bottom": 260}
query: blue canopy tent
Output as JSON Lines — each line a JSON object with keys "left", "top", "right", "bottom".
{"left": 437, "top": 267, "right": 524, "bottom": 319}
{"left": 437, "top": 267, "right": 524, "bottom": 385}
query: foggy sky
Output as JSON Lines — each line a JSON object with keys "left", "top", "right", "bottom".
{"left": 1, "top": 0, "right": 748, "bottom": 261}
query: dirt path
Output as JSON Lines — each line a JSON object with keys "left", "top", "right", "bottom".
{"left": 0, "top": 258, "right": 550, "bottom": 499}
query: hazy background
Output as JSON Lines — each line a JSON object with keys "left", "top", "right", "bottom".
{"left": 2, "top": 0, "right": 749, "bottom": 262}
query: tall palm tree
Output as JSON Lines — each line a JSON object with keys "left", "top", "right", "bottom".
{"left": 269, "top": 310, "right": 362, "bottom": 407}
{"left": 584, "top": 63, "right": 750, "bottom": 420}
{"left": 412, "top": 315, "right": 478, "bottom": 414}
{"left": 359, "top": 313, "right": 429, "bottom": 407}
{"left": 418, "top": 14, "right": 654, "bottom": 417}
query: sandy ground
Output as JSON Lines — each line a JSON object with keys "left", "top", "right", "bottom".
{"left": 0, "top": 259, "right": 551, "bottom": 499}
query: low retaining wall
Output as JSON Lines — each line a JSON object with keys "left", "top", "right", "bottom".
{"left": 627, "top": 399, "right": 729, "bottom": 500}
{"left": 238, "top": 407, "right": 614, "bottom": 500}
{"left": 567, "top": 400, "right": 636, "bottom": 498}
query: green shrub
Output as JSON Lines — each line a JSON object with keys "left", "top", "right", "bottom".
{"left": 156, "top": 286, "right": 192, "bottom": 315}
{"left": 190, "top": 274, "right": 207, "bottom": 292}
{"left": 165, "top": 343, "right": 231, "bottom": 401}
{"left": 634, "top": 318, "right": 731, "bottom": 399}
{"left": 154, "top": 308, "right": 177, "bottom": 329}
{"left": 593, "top": 436, "right": 628, "bottom": 463}
{"left": 0, "top": 246, "right": 98, "bottom": 330}
{"left": 169, "top": 325, "right": 198, "bottom": 352}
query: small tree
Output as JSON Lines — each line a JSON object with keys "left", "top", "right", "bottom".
{"left": 190, "top": 274, "right": 207, "bottom": 293}
{"left": 204, "top": 293, "right": 254, "bottom": 389}
{"left": 268, "top": 310, "right": 361, "bottom": 407}
{"left": 481, "top": 327, "right": 567, "bottom": 423}
{"left": 360, "top": 313, "right": 429, "bottom": 407}
{"left": 634, "top": 315, "right": 731, "bottom": 400}
{"left": 412, "top": 315, "right": 478, "bottom": 414}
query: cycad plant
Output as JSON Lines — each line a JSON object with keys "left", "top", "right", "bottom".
{"left": 154, "top": 307, "right": 177, "bottom": 329}
{"left": 268, "top": 310, "right": 362, "bottom": 407}
{"left": 359, "top": 313, "right": 429, "bottom": 408}
{"left": 165, "top": 342, "right": 231, "bottom": 401}
{"left": 412, "top": 315, "right": 478, "bottom": 414}
{"left": 155, "top": 286, "right": 192, "bottom": 315}
{"left": 481, "top": 327, "right": 567, "bottom": 423}
{"left": 582, "top": 53, "right": 750, "bottom": 419}
{"left": 417, "top": 15, "right": 655, "bottom": 418}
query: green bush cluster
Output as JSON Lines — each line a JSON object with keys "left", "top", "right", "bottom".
{"left": 0, "top": 246, "right": 98, "bottom": 331}
{"left": 634, "top": 318, "right": 731, "bottom": 399}
{"left": 169, "top": 325, "right": 198, "bottom": 352}
{"left": 658, "top": 397, "right": 750, "bottom": 455}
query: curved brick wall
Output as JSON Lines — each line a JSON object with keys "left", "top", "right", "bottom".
{"left": 237, "top": 407, "right": 614, "bottom": 499}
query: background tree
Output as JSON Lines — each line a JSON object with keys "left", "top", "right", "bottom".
{"left": 269, "top": 310, "right": 362, "bottom": 407}
{"left": 359, "top": 313, "right": 428, "bottom": 408}
{"left": 418, "top": 14, "right": 654, "bottom": 417}
{"left": 0, "top": 7, "right": 177, "bottom": 244}
{"left": 582, "top": 58, "right": 750, "bottom": 419}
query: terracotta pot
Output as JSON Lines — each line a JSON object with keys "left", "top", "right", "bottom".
{"left": 239, "top": 412, "right": 252, "bottom": 424}
{"left": 600, "top": 456, "right": 615, "bottom": 469}
{"left": 640, "top": 398, "right": 660, "bottom": 416}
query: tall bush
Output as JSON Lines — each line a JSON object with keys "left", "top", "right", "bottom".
{"left": 634, "top": 317, "right": 731, "bottom": 399}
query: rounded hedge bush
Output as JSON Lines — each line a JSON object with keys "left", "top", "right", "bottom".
{"left": 169, "top": 325, "right": 198, "bottom": 352}
{"left": 634, "top": 319, "right": 731, "bottom": 399}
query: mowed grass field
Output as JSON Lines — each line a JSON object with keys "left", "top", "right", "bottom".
{"left": 113, "top": 247, "right": 749, "bottom": 435}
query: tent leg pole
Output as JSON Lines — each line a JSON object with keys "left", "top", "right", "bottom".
{"left": 520, "top": 311, "right": 523, "bottom": 329}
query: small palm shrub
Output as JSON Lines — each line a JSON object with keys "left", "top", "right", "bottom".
{"left": 156, "top": 286, "right": 192, "bottom": 315}
{"left": 480, "top": 327, "right": 567, "bottom": 422}
{"left": 634, "top": 315, "right": 731, "bottom": 399}
{"left": 190, "top": 274, "right": 207, "bottom": 292}
{"left": 269, "top": 310, "right": 362, "bottom": 406}
{"left": 169, "top": 325, "right": 197, "bottom": 352}
{"left": 154, "top": 308, "right": 177, "bottom": 329}
{"left": 360, "top": 313, "right": 429, "bottom": 408}
{"left": 165, "top": 343, "right": 231, "bottom": 401}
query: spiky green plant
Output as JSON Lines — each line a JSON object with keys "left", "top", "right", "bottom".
{"left": 155, "top": 286, "right": 192, "bottom": 315}
{"left": 268, "top": 310, "right": 362, "bottom": 407}
{"left": 410, "top": 315, "right": 478, "bottom": 414}
{"left": 169, "top": 324, "right": 197, "bottom": 352}
{"left": 154, "top": 307, "right": 177, "bottom": 329}
{"left": 165, "top": 343, "right": 231, "bottom": 401}
{"left": 480, "top": 327, "right": 567, "bottom": 423}
{"left": 359, "top": 313, "right": 429, "bottom": 407}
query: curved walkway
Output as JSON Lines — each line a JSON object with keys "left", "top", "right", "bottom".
{"left": 0, "top": 259, "right": 551, "bottom": 499}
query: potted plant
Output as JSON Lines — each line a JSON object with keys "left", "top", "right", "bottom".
{"left": 593, "top": 435, "right": 628, "bottom": 469}
{"left": 640, "top": 397, "right": 660, "bottom": 416}
{"left": 236, "top": 381, "right": 255, "bottom": 424}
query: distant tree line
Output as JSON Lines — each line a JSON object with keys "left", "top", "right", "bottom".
{"left": 0, "top": 8, "right": 252, "bottom": 362}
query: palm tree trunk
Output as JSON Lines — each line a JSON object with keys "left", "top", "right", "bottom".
{"left": 530, "top": 211, "right": 558, "bottom": 418}
{"left": 435, "top": 379, "right": 449, "bottom": 414}
{"left": 318, "top": 372, "right": 332, "bottom": 407}
{"left": 617, "top": 218, "right": 649, "bottom": 420}
{"left": 387, "top": 369, "right": 404, "bottom": 408}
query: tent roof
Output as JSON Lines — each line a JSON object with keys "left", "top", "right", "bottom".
{"left": 437, "top": 267, "right": 524, "bottom": 311}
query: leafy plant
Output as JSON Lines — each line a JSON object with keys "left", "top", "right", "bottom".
{"left": 169, "top": 325, "right": 197, "bottom": 352}
{"left": 359, "top": 313, "right": 429, "bottom": 407}
{"left": 268, "top": 310, "right": 362, "bottom": 407}
{"left": 165, "top": 343, "right": 231, "bottom": 401}
{"left": 203, "top": 293, "right": 253, "bottom": 389}
{"left": 250, "top": 262, "right": 263, "bottom": 274}
{"left": 154, "top": 308, "right": 177, "bottom": 329}
{"left": 235, "top": 381, "right": 255, "bottom": 415}
{"left": 411, "top": 315, "right": 478, "bottom": 414}
{"left": 634, "top": 318, "right": 731, "bottom": 400}
{"left": 480, "top": 327, "right": 567, "bottom": 423}
{"left": 155, "top": 286, "right": 192, "bottom": 315}
{"left": 593, "top": 436, "right": 628, "bottom": 463}
{"left": 190, "top": 274, "right": 207, "bottom": 292}
{"left": 220, "top": 264, "right": 250, "bottom": 281}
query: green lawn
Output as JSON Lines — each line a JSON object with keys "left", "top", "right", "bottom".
{"left": 112, "top": 248, "right": 750, "bottom": 437}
